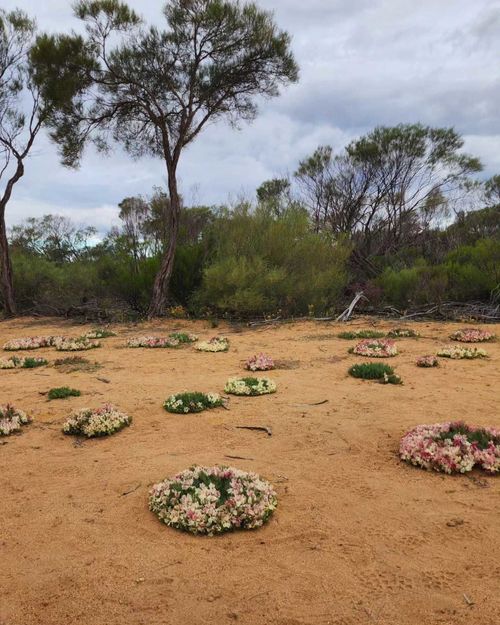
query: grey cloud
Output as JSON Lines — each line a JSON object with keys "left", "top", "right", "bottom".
{"left": 1, "top": 0, "right": 499, "bottom": 231}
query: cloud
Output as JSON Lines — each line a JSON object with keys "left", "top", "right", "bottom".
{"left": 1, "top": 0, "right": 498, "bottom": 232}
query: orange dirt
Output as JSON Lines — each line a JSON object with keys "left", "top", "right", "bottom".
{"left": 0, "top": 317, "right": 499, "bottom": 625}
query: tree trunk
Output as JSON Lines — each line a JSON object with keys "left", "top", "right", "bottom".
{"left": 0, "top": 210, "right": 16, "bottom": 317}
{"left": 147, "top": 163, "right": 180, "bottom": 318}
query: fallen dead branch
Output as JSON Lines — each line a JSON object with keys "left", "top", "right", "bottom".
{"left": 224, "top": 455, "right": 255, "bottom": 461}
{"left": 336, "top": 291, "right": 367, "bottom": 322}
{"left": 236, "top": 425, "right": 272, "bottom": 436}
{"left": 121, "top": 483, "right": 141, "bottom": 496}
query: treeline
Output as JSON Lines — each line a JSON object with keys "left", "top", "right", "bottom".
{"left": 1, "top": 3, "right": 499, "bottom": 319}
{"left": 8, "top": 157, "right": 500, "bottom": 319}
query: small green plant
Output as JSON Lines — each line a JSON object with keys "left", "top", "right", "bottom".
{"left": 387, "top": 328, "right": 420, "bottom": 338}
{"left": 168, "top": 332, "right": 198, "bottom": 344}
{"left": 48, "top": 387, "right": 81, "bottom": 400}
{"left": 18, "top": 356, "right": 48, "bottom": 369}
{"left": 84, "top": 329, "right": 116, "bottom": 339}
{"left": 338, "top": 330, "right": 385, "bottom": 339}
{"left": 164, "top": 392, "right": 223, "bottom": 413}
{"left": 348, "top": 362, "right": 395, "bottom": 380}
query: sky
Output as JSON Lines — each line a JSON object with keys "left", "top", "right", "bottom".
{"left": 2, "top": 0, "right": 500, "bottom": 233}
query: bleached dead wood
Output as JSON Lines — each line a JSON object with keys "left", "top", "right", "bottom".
{"left": 336, "top": 291, "right": 367, "bottom": 322}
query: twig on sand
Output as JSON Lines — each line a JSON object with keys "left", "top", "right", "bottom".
{"left": 463, "top": 593, "right": 474, "bottom": 607}
{"left": 236, "top": 425, "right": 272, "bottom": 436}
{"left": 224, "top": 455, "right": 255, "bottom": 461}
{"left": 96, "top": 377, "right": 110, "bottom": 384}
{"left": 292, "top": 399, "right": 328, "bottom": 406}
{"left": 121, "top": 483, "right": 141, "bottom": 496}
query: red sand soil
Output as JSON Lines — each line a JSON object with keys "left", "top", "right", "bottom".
{"left": 0, "top": 317, "right": 499, "bottom": 625}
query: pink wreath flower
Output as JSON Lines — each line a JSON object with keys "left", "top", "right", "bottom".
{"left": 450, "top": 328, "right": 495, "bottom": 343}
{"left": 400, "top": 422, "right": 500, "bottom": 474}
{"left": 416, "top": 355, "right": 439, "bottom": 368}
{"left": 245, "top": 353, "right": 275, "bottom": 371}
{"left": 351, "top": 338, "right": 398, "bottom": 358}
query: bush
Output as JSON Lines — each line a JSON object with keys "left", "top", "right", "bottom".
{"left": 193, "top": 206, "right": 350, "bottom": 316}
{"left": 338, "top": 330, "right": 385, "bottom": 339}
{"left": 48, "top": 387, "right": 81, "bottom": 400}
{"left": 164, "top": 392, "right": 223, "bottom": 414}
{"left": 348, "top": 362, "right": 394, "bottom": 379}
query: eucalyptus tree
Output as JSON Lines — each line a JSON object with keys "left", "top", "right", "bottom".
{"left": 0, "top": 9, "right": 42, "bottom": 316}
{"left": 33, "top": 0, "right": 299, "bottom": 317}
{"left": 295, "top": 125, "right": 482, "bottom": 275}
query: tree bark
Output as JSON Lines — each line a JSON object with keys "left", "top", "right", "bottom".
{"left": 0, "top": 159, "right": 24, "bottom": 317}
{"left": 0, "top": 213, "right": 16, "bottom": 316}
{"left": 147, "top": 162, "right": 180, "bottom": 318}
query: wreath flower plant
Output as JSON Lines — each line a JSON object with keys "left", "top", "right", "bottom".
{"left": 337, "top": 330, "right": 386, "bottom": 340}
{"left": 449, "top": 328, "right": 495, "bottom": 343}
{"left": 164, "top": 392, "right": 223, "bottom": 414}
{"left": 400, "top": 422, "right": 500, "bottom": 474}
{"left": 387, "top": 328, "right": 420, "bottom": 338}
{"left": 245, "top": 353, "right": 275, "bottom": 371}
{"left": 0, "top": 356, "right": 48, "bottom": 369}
{"left": 195, "top": 337, "right": 229, "bottom": 352}
{"left": 149, "top": 465, "right": 278, "bottom": 535}
{"left": 83, "top": 329, "right": 116, "bottom": 339}
{"left": 0, "top": 404, "right": 31, "bottom": 436}
{"left": 350, "top": 339, "right": 398, "bottom": 358}
{"left": 3, "top": 336, "right": 60, "bottom": 351}
{"left": 53, "top": 337, "right": 101, "bottom": 352}
{"left": 437, "top": 346, "right": 488, "bottom": 360}
{"left": 225, "top": 377, "right": 276, "bottom": 396}
{"left": 169, "top": 332, "right": 198, "bottom": 344}
{"left": 62, "top": 404, "right": 132, "bottom": 437}
{"left": 416, "top": 355, "right": 439, "bottom": 368}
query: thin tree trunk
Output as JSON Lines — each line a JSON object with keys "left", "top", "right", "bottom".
{"left": 147, "top": 163, "right": 180, "bottom": 318}
{"left": 0, "top": 158, "right": 24, "bottom": 317}
{"left": 0, "top": 209, "right": 16, "bottom": 316}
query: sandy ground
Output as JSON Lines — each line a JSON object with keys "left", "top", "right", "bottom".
{"left": 0, "top": 316, "right": 499, "bottom": 625}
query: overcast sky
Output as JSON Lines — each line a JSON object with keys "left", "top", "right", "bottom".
{"left": 3, "top": 0, "right": 500, "bottom": 232}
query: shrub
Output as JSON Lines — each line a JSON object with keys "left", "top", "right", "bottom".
{"left": 48, "top": 387, "right": 81, "bottom": 400}
{"left": 193, "top": 206, "right": 350, "bottom": 317}
{"left": 62, "top": 404, "right": 132, "bottom": 437}
{"left": 0, "top": 404, "right": 31, "bottom": 436}
{"left": 337, "top": 330, "right": 385, "bottom": 339}
{"left": 224, "top": 377, "right": 276, "bottom": 396}
{"left": 168, "top": 332, "right": 198, "bottom": 344}
{"left": 387, "top": 328, "right": 420, "bottom": 338}
{"left": 400, "top": 422, "right": 500, "bottom": 473}
{"left": 163, "top": 392, "right": 223, "bottom": 414}
{"left": 348, "top": 362, "right": 394, "bottom": 380}
{"left": 53, "top": 356, "right": 100, "bottom": 373}
{"left": 149, "top": 465, "right": 278, "bottom": 535}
